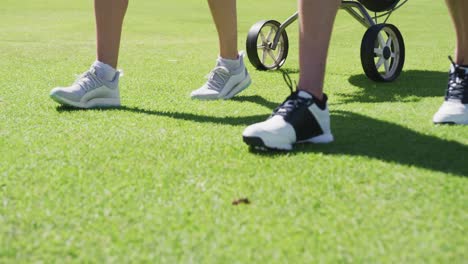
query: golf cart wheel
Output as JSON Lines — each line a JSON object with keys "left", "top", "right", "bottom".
{"left": 358, "top": 0, "right": 399, "bottom": 12}
{"left": 360, "top": 23, "right": 405, "bottom": 82}
{"left": 246, "top": 20, "right": 289, "bottom": 71}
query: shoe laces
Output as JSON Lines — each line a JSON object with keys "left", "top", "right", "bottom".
{"left": 446, "top": 56, "right": 468, "bottom": 101}
{"left": 73, "top": 69, "right": 103, "bottom": 92}
{"left": 271, "top": 71, "right": 311, "bottom": 117}
{"left": 205, "top": 67, "right": 230, "bottom": 91}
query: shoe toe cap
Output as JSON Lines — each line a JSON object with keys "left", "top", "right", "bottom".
{"left": 49, "top": 87, "right": 82, "bottom": 103}
{"left": 242, "top": 122, "right": 266, "bottom": 137}
{"left": 49, "top": 87, "right": 63, "bottom": 96}
{"left": 433, "top": 101, "right": 468, "bottom": 123}
{"left": 242, "top": 117, "right": 296, "bottom": 150}
{"left": 190, "top": 88, "right": 220, "bottom": 100}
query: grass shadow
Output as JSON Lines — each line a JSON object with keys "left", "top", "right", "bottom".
{"left": 341, "top": 70, "right": 448, "bottom": 103}
{"left": 56, "top": 105, "right": 269, "bottom": 126}
{"left": 249, "top": 67, "right": 300, "bottom": 75}
{"left": 56, "top": 106, "right": 467, "bottom": 177}
{"left": 230, "top": 95, "right": 279, "bottom": 109}
{"left": 286, "top": 111, "right": 466, "bottom": 177}
{"left": 266, "top": 67, "right": 300, "bottom": 75}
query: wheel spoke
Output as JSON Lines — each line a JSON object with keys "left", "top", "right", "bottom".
{"left": 386, "top": 37, "right": 392, "bottom": 48}
{"left": 377, "top": 33, "right": 386, "bottom": 48}
{"left": 384, "top": 59, "right": 390, "bottom": 73}
{"left": 259, "top": 32, "right": 266, "bottom": 43}
{"left": 257, "top": 44, "right": 265, "bottom": 49}
{"left": 376, "top": 57, "right": 385, "bottom": 70}
{"left": 262, "top": 49, "right": 268, "bottom": 64}
{"left": 267, "top": 49, "right": 277, "bottom": 61}
{"left": 391, "top": 52, "right": 396, "bottom": 58}
{"left": 374, "top": 48, "right": 383, "bottom": 56}
{"left": 266, "top": 27, "right": 275, "bottom": 41}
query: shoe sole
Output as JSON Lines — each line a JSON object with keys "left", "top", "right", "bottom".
{"left": 433, "top": 121, "right": 456, "bottom": 125}
{"left": 190, "top": 93, "right": 219, "bottom": 100}
{"left": 223, "top": 76, "right": 252, "bottom": 99}
{"left": 243, "top": 133, "right": 333, "bottom": 151}
{"left": 243, "top": 136, "right": 291, "bottom": 151}
{"left": 433, "top": 118, "right": 468, "bottom": 125}
{"left": 50, "top": 94, "right": 120, "bottom": 109}
{"left": 434, "top": 121, "right": 468, "bottom": 125}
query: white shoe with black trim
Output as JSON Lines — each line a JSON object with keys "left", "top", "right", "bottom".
{"left": 242, "top": 90, "right": 334, "bottom": 151}
{"left": 50, "top": 68, "right": 121, "bottom": 109}
{"left": 191, "top": 54, "right": 251, "bottom": 100}
{"left": 433, "top": 57, "right": 468, "bottom": 125}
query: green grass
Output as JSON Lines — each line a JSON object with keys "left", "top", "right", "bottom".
{"left": 1, "top": 0, "right": 467, "bottom": 262}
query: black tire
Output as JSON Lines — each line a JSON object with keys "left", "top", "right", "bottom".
{"left": 360, "top": 24, "right": 405, "bottom": 82}
{"left": 358, "top": 0, "right": 399, "bottom": 12}
{"left": 246, "top": 20, "right": 289, "bottom": 71}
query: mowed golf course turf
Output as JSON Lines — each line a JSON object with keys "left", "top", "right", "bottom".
{"left": 0, "top": 0, "right": 467, "bottom": 262}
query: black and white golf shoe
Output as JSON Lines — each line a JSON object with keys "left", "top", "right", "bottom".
{"left": 433, "top": 57, "right": 468, "bottom": 125}
{"left": 242, "top": 90, "right": 334, "bottom": 151}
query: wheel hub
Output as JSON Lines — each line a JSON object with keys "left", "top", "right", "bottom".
{"left": 383, "top": 46, "right": 391, "bottom": 60}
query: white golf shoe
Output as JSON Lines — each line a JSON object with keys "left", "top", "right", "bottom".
{"left": 433, "top": 57, "right": 468, "bottom": 125}
{"left": 243, "top": 90, "right": 334, "bottom": 151}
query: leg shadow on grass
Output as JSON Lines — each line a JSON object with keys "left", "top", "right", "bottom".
{"left": 263, "top": 110, "right": 466, "bottom": 177}
{"left": 264, "top": 67, "right": 300, "bottom": 75}
{"left": 55, "top": 94, "right": 279, "bottom": 126}
{"left": 340, "top": 70, "right": 448, "bottom": 103}
{"left": 56, "top": 106, "right": 467, "bottom": 177}
{"left": 56, "top": 105, "right": 269, "bottom": 126}
{"left": 230, "top": 95, "right": 279, "bottom": 109}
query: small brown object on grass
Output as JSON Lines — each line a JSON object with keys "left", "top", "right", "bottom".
{"left": 232, "top": 198, "right": 250, "bottom": 205}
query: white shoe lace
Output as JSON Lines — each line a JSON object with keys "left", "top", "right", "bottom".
{"left": 73, "top": 70, "right": 103, "bottom": 92}
{"left": 205, "top": 67, "right": 230, "bottom": 91}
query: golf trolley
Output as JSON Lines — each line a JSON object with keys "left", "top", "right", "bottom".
{"left": 246, "top": 0, "right": 408, "bottom": 82}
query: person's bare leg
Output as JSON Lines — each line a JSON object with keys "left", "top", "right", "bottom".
{"left": 95, "top": 0, "right": 129, "bottom": 69}
{"left": 191, "top": 0, "right": 251, "bottom": 100}
{"left": 446, "top": 0, "right": 468, "bottom": 64}
{"left": 49, "top": 0, "right": 128, "bottom": 108}
{"left": 207, "top": 0, "right": 238, "bottom": 59}
{"left": 242, "top": 0, "right": 340, "bottom": 150}
{"left": 297, "top": 0, "right": 340, "bottom": 100}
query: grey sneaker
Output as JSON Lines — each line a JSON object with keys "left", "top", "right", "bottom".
{"left": 191, "top": 54, "right": 251, "bottom": 100}
{"left": 50, "top": 68, "right": 121, "bottom": 108}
